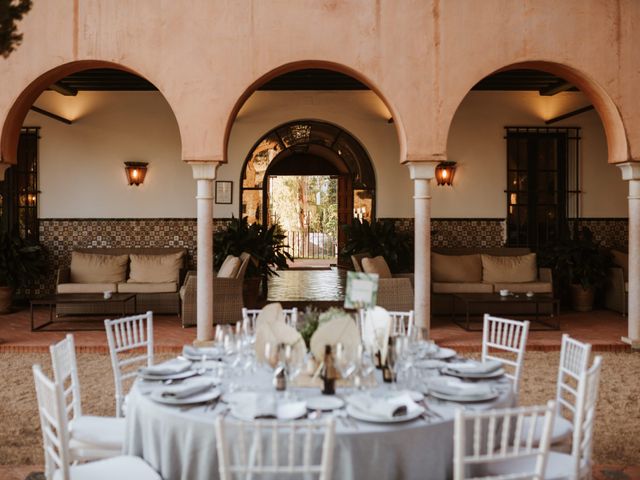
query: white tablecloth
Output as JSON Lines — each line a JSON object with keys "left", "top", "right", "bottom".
{"left": 125, "top": 366, "right": 514, "bottom": 480}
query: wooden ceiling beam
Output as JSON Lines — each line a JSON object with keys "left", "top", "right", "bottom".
{"left": 539, "top": 80, "right": 574, "bottom": 96}
{"left": 545, "top": 105, "right": 594, "bottom": 125}
{"left": 48, "top": 82, "right": 78, "bottom": 96}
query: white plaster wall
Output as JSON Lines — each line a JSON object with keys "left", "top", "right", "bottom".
{"left": 27, "top": 89, "right": 626, "bottom": 220}
{"left": 443, "top": 91, "right": 627, "bottom": 218}
{"left": 25, "top": 91, "right": 192, "bottom": 218}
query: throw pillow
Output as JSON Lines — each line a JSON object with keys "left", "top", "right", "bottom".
{"left": 481, "top": 253, "right": 537, "bottom": 283}
{"left": 431, "top": 253, "right": 482, "bottom": 283}
{"left": 128, "top": 251, "right": 184, "bottom": 283}
{"left": 361, "top": 256, "right": 393, "bottom": 279}
{"left": 70, "top": 252, "right": 129, "bottom": 283}
{"left": 217, "top": 255, "right": 241, "bottom": 278}
{"left": 611, "top": 250, "right": 628, "bottom": 280}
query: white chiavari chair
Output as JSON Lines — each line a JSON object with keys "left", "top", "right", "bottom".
{"left": 215, "top": 417, "right": 336, "bottom": 480}
{"left": 242, "top": 307, "right": 299, "bottom": 328}
{"left": 50, "top": 334, "right": 124, "bottom": 460}
{"left": 104, "top": 311, "right": 154, "bottom": 417}
{"left": 32, "top": 365, "right": 161, "bottom": 480}
{"left": 521, "top": 334, "right": 592, "bottom": 448}
{"left": 482, "top": 314, "right": 530, "bottom": 393}
{"left": 453, "top": 401, "right": 556, "bottom": 480}
{"left": 388, "top": 310, "right": 415, "bottom": 337}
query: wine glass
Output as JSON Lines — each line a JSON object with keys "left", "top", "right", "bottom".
{"left": 263, "top": 341, "right": 278, "bottom": 369}
{"left": 335, "top": 342, "right": 357, "bottom": 381}
{"left": 387, "top": 335, "right": 408, "bottom": 390}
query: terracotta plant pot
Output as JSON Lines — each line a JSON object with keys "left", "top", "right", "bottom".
{"left": 570, "top": 284, "right": 595, "bottom": 312}
{"left": 0, "top": 286, "right": 13, "bottom": 314}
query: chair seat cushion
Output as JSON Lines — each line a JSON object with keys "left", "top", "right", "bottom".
{"left": 54, "top": 455, "right": 161, "bottom": 480}
{"left": 57, "top": 283, "right": 118, "bottom": 294}
{"left": 117, "top": 282, "right": 177, "bottom": 293}
{"left": 69, "top": 415, "right": 125, "bottom": 450}
{"left": 480, "top": 451, "right": 582, "bottom": 480}
{"left": 493, "top": 282, "right": 552, "bottom": 294}
{"left": 432, "top": 282, "right": 494, "bottom": 294}
{"left": 519, "top": 414, "right": 573, "bottom": 446}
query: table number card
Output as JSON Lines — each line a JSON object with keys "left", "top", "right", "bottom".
{"left": 344, "top": 271, "right": 379, "bottom": 309}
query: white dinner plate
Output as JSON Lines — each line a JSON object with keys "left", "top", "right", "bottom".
{"left": 150, "top": 387, "right": 221, "bottom": 405}
{"left": 221, "top": 391, "right": 256, "bottom": 404}
{"left": 138, "top": 370, "right": 198, "bottom": 381}
{"left": 441, "top": 367, "right": 506, "bottom": 380}
{"left": 379, "top": 390, "right": 424, "bottom": 402}
{"left": 346, "top": 404, "right": 424, "bottom": 424}
{"left": 415, "top": 359, "right": 446, "bottom": 369}
{"left": 306, "top": 395, "right": 345, "bottom": 411}
{"left": 429, "top": 389, "right": 499, "bottom": 403}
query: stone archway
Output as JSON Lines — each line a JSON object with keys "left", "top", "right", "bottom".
{"left": 240, "top": 119, "right": 376, "bottom": 265}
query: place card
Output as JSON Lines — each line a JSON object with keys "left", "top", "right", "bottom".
{"left": 344, "top": 271, "right": 379, "bottom": 309}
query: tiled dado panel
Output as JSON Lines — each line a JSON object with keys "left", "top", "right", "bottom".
{"left": 569, "top": 218, "right": 628, "bottom": 250}
{"left": 25, "top": 218, "right": 232, "bottom": 297}
{"left": 384, "top": 218, "right": 506, "bottom": 248}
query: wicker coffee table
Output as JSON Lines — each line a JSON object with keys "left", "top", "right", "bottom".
{"left": 30, "top": 293, "right": 137, "bottom": 331}
{"left": 451, "top": 292, "right": 560, "bottom": 331}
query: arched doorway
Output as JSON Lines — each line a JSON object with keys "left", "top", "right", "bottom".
{"left": 240, "top": 120, "right": 375, "bottom": 266}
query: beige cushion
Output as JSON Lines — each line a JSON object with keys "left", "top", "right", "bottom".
{"left": 432, "top": 282, "right": 493, "bottom": 294}
{"left": 117, "top": 282, "right": 177, "bottom": 293}
{"left": 217, "top": 255, "right": 241, "bottom": 278}
{"left": 128, "top": 252, "right": 184, "bottom": 283}
{"left": 57, "top": 283, "right": 118, "bottom": 294}
{"left": 361, "top": 256, "right": 393, "bottom": 279}
{"left": 432, "top": 253, "right": 482, "bottom": 283}
{"left": 481, "top": 253, "right": 537, "bottom": 283}
{"left": 70, "top": 252, "right": 128, "bottom": 284}
{"left": 493, "top": 282, "right": 552, "bottom": 294}
{"left": 611, "top": 250, "right": 628, "bottom": 280}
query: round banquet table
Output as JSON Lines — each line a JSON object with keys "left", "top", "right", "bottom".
{"left": 124, "top": 362, "right": 515, "bottom": 480}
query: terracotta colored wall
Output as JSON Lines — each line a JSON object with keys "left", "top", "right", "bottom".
{"left": 1, "top": 0, "right": 639, "bottom": 169}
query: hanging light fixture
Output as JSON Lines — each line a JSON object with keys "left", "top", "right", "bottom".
{"left": 124, "top": 161, "right": 148, "bottom": 186}
{"left": 435, "top": 161, "right": 457, "bottom": 186}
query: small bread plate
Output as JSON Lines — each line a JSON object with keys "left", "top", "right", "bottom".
{"left": 346, "top": 404, "right": 425, "bottom": 424}
{"left": 150, "top": 387, "right": 221, "bottom": 406}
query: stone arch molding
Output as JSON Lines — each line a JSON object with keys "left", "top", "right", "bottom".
{"left": 442, "top": 60, "right": 629, "bottom": 165}
{"left": 0, "top": 60, "right": 184, "bottom": 169}
{"left": 222, "top": 60, "right": 408, "bottom": 166}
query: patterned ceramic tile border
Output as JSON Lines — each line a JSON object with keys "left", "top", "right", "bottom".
{"left": 21, "top": 216, "right": 629, "bottom": 297}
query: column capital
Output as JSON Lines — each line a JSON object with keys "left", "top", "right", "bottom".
{"left": 617, "top": 161, "right": 640, "bottom": 181}
{"left": 406, "top": 161, "right": 440, "bottom": 180}
{"left": 188, "top": 160, "right": 221, "bottom": 180}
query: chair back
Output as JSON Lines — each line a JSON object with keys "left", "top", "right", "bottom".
{"left": 388, "top": 310, "right": 415, "bottom": 337}
{"left": 215, "top": 417, "right": 335, "bottom": 480}
{"left": 50, "top": 334, "right": 83, "bottom": 422}
{"left": 569, "top": 355, "right": 602, "bottom": 479}
{"left": 33, "top": 364, "right": 72, "bottom": 480}
{"left": 242, "top": 307, "right": 299, "bottom": 328}
{"left": 453, "top": 401, "right": 556, "bottom": 480}
{"left": 104, "top": 311, "right": 154, "bottom": 417}
{"left": 482, "top": 314, "right": 530, "bottom": 393}
{"left": 556, "top": 334, "right": 591, "bottom": 426}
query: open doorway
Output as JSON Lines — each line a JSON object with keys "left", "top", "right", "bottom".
{"left": 268, "top": 175, "right": 337, "bottom": 268}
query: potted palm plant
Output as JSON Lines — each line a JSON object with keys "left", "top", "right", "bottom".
{"left": 0, "top": 229, "right": 47, "bottom": 313}
{"left": 214, "top": 217, "right": 292, "bottom": 305}
{"left": 539, "top": 226, "right": 611, "bottom": 312}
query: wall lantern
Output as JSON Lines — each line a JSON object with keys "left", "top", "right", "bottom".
{"left": 124, "top": 162, "right": 148, "bottom": 186}
{"left": 435, "top": 161, "right": 457, "bottom": 186}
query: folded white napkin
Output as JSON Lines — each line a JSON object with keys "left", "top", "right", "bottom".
{"left": 362, "top": 307, "right": 392, "bottom": 363}
{"left": 445, "top": 360, "right": 502, "bottom": 375}
{"left": 139, "top": 358, "right": 191, "bottom": 376}
{"left": 428, "top": 378, "right": 493, "bottom": 398}
{"left": 347, "top": 392, "right": 415, "bottom": 419}
{"left": 255, "top": 303, "right": 307, "bottom": 365}
{"left": 237, "top": 393, "right": 306, "bottom": 420}
{"left": 310, "top": 312, "right": 361, "bottom": 360}
{"left": 160, "top": 378, "right": 214, "bottom": 399}
{"left": 182, "top": 345, "right": 223, "bottom": 360}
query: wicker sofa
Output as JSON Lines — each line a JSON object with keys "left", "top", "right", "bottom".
{"left": 56, "top": 247, "right": 186, "bottom": 315}
{"left": 605, "top": 249, "right": 628, "bottom": 315}
{"left": 180, "top": 252, "right": 251, "bottom": 327}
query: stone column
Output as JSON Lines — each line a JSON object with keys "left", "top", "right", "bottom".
{"left": 189, "top": 161, "right": 220, "bottom": 344}
{"left": 406, "top": 161, "right": 439, "bottom": 336}
{"left": 618, "top": 162, "right": 640, "bottom": 349}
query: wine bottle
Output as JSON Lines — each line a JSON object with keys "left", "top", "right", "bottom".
{"left": 320, "top": 345, "right": 338, "bottom": 395}
{"left": 382, "top": 337, "right": 395, "bottom": 383}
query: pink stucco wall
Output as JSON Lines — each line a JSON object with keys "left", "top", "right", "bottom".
{"left": 0, "top": 0, "right": 638, "bottom": 167}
